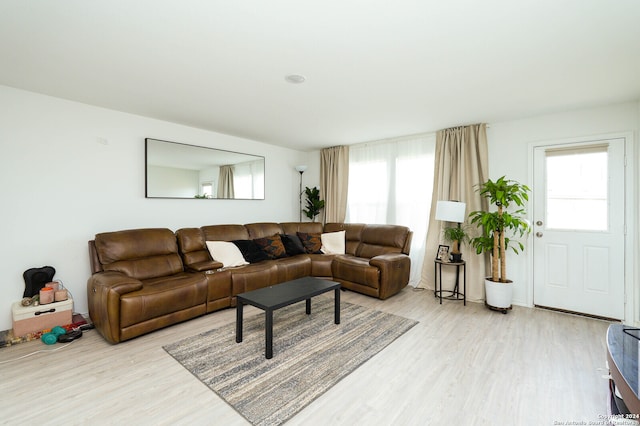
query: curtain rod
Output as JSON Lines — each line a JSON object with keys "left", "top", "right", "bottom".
{"left": 352, "top": 131, "right": 436, "bottom": 148}
{"left": 352, "top": 123, "right": 491, "bottom": 148}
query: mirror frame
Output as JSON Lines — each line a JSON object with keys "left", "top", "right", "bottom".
{"left": 145, "top": 138, "right": 265, "bottom": 200}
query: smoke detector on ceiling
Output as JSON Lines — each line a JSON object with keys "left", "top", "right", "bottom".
{"left": 285, "top": 74, "right": 306, "bottom": 84}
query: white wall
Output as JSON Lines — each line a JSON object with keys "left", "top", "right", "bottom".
{"left": 487, "top": 101, "right": 639, "bottom": 311}
{"left": 0, "top": 85, "right": 314, "bottom": 331}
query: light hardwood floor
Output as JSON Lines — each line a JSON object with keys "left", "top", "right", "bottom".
{"left": 0, "top": 288, "right": 612, "bottom": 426}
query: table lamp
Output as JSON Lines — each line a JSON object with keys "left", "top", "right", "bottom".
{"left": 435, "top": 200, "right": 466, "bottom": 262}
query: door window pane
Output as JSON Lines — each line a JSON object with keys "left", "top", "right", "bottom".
{"left": 545, "top": 146, "right": 608, "bottom": 231}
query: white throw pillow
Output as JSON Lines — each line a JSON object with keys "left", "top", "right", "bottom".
{"left": 205, "top": 241, "right": 249, "bottom": 268}
{"left": 321, "top": 230, "right": 346, "bottom": 255}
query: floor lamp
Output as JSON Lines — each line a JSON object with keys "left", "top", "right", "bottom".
{"left": 295, "top": 165, "right": 307, "bottom": 222}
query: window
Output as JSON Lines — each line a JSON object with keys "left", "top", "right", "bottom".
{"left": 201, "top": 182, "right": 213, "bottom": 198}
{"left": 545, "top": 145, "right": 608, "bottom": 231}
{"left": 347, "top": 135, "right": 436, "bottom": 285}
{"left": 233, "top": 160, "right": 265, "bottom": 199}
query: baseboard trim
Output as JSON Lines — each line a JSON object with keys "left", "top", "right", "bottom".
{"left": 534, "top": 305, "right": 620, "bottom": 322}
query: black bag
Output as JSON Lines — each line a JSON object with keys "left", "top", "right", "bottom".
{"left": 23, "top": 266, "right": 56, "bottom": 298}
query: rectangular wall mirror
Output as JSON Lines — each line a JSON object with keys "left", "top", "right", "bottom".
{"left": 145, "top": 138, "right": 265, "bottom": 199}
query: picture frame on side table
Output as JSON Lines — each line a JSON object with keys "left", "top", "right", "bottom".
{"left": 436, "top": 244, "right": 450, "bottom": 262}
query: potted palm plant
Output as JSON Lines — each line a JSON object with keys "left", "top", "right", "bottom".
{"left": 442, "top": 225, "right": 468, "bottom": 262}
{"left": 469, "top": 176, "right": 531, "bottom": 313}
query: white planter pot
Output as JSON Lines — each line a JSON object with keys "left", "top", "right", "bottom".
{"left": 485, "top": 278, "right": 513, "bottom": 309}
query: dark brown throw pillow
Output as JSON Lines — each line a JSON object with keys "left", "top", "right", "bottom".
{"left": 231, "top": 240, "right": 270, "bottom": 263}
{"left": 253, "top": 234, "right": 288, "bottom": 259}
{"left": 280, "top": 234, "right": 306, "bottom": 256}
{"left": 297, "top": 232, "right": 323, "bottom": 254}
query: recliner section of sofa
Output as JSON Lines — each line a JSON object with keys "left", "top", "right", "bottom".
{"left": 328, "top": 223, "right": 413, "bottom": 300}
{"left": 87, "top": 222, "right": 412, "bottom": 344}
{"left": 87, "top": 228, "right": 209, "bottom": 344}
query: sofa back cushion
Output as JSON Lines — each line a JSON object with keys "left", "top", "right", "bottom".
{"left": 280, "top": 222, "right": 324, "bottom": 235}
{"left": 201, "top": 224, "right": 249, "bottom": 241}
{"left": 245, "top": 222, "right": 283, "bottom": 239}
{"left": 356, "top": 224, "right": 411, "bottom": 258}
{"left": 176, "top": 228, "right": 214, "bottom": 268}
{"left": 94, "top": 228, "right": 183, "bottom": 280}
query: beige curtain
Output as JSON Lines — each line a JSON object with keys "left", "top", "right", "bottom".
{"left": 320, "top": 146, "right": 349, "bottom": 223}
{"left": 218, "top": 165, "right": 235, "bottom": 199}
{"left": 418, "top": 124, "right": 489, "bottom": 302}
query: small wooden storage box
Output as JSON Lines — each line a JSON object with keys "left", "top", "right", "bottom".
{"left": 12, "top": 298, "right": 73, "bottom": 337}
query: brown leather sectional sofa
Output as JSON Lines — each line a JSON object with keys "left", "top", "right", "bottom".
{"left": 87, "top": 222, "right": 412, "bottom": 343}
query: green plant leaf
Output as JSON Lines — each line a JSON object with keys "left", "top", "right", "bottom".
{"left": 468, "top": 176, "right": 531, "bottom": 280}
{"left": 302, "top": 186, "right": 324, "bottom": 220}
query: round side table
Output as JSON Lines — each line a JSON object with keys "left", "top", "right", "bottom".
{"left": 434, "top": 259, "right": 466, "bottom": 305}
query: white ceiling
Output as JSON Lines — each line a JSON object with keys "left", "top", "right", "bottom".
{"left": 1, "top": 1, "right": 639, "bottom": 151}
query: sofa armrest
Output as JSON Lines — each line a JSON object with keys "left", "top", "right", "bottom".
{"left": 369, "top": 253, "right": 411, "bottom": 299}
{"left": 89, "top": 271, "right": 143, "bottom": 294}
{"left": 368, "top": 252, "right": 410, "bottom": 268}
{"left": 186, "top": 260, "right": 224, "bottom": 272}
{"left": 87, "top": 271, "right": 143, "bottom": 343}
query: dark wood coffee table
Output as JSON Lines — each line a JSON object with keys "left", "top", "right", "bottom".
{"left": 235, "top": 277, "right": 341, "bottom": 359}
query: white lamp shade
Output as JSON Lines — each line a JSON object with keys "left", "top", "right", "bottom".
{"left": 295, "top": 165, "right": 308, "bottom": 173}
{"left": 435, "top": 201, "right": 466, "bottom": 223}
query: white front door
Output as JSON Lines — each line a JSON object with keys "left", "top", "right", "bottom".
{"left": 532, "top": 138, "right": 625, "bottom": 319}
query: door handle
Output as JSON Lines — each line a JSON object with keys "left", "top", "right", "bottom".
{"left": 536, "top": 232, "right": 543, "bottom": 238}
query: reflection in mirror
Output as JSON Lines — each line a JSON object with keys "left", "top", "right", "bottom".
{"left": 145, "top": 138, "right": 265, "bottom": 199}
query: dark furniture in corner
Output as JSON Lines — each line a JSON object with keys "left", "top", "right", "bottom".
{"left": 607, "top": 324, "right": 640, "bottom": 417}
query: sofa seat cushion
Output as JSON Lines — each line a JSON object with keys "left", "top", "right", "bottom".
{"left": 331, "top": 255, "right": 380, "bottom": 288}
{"left": 230, "top": 262, "right": 279, "bottom": 293}
{"left": 308, "top": 253, "right": 335, "bottom": 277}
{"left": 274, "top": 256, "right": 312, "bottom": 282}
{"left": 120, "top": 272, "right": 207, "bottom": 328}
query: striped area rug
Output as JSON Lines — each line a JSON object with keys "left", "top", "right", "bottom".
{"left": 163, "top": 297, "right": 417, "bottom": 426}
